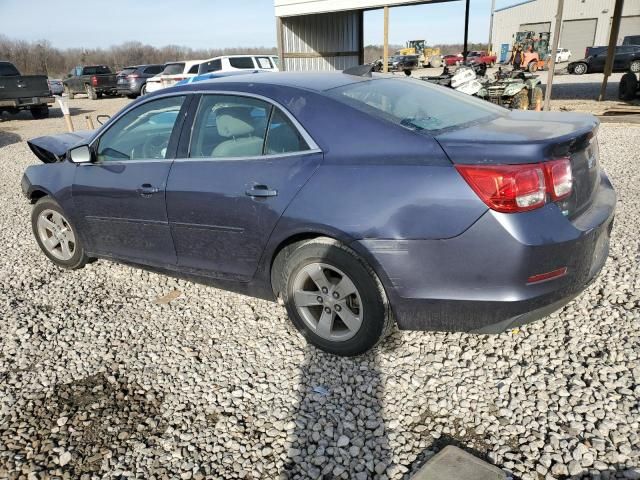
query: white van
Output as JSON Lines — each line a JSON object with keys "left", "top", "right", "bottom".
{"left": 198, "top": 55, "right": 279, "bottom": 75}
{"left": 145, "top": 60, "right": 205, "bottom": 94}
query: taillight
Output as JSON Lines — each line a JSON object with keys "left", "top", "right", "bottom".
{"left": 127, "top": 74, "right": 140, "bottom": 79}
{"left": 544, "top": 158, "right": 572, "bottom": 201}
{"left": 91, "top": 75, "right": 98, "bottom": 86}
{"left": 456, "top": 158, "right": 573, "bottom": 213}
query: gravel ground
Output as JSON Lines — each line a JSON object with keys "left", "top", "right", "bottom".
{"left": 0, "top": 96, "right": 639, "bottom": 480}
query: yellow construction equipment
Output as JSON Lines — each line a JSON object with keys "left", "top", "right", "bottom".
{"left": 397, "top": 40, "right": 442, "bottom": 68}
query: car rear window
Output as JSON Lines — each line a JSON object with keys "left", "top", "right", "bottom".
{"left": 83, "top": 66, "right": 112, "bottom": 75}
{"left": 119, "top": 68, "right": 137, "bottom": 76}
{"left": 229, "top": 57, "right": 256, "bottom": 69}
{"left": 0, "top": 62, "right": 20, "bottom": 76}
{"left": 162, "top": 63, "right": 185, "bottom": 75}
{"left": 327, "top": 77, "right": 505, "bottom": 133}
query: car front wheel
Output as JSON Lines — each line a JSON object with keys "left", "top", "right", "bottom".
{"left": 573, "top": 63, "right": 587, "bottom": 75}
{"left": 31, "top": 197, "right": 89, "bottom": 270}
{"left": 274, "top": 238, "right": 393, "bottom": 356}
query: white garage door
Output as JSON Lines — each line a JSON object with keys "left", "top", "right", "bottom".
{"left": 616, "top": 16, "right": 640, "bottom": 44}
{"left": 519, "top": 22, "right": 551, "bottom": 34}
{"left": 561, "top": 18, "right": 597, "bottom": 61}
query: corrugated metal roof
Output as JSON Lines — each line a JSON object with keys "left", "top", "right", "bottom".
{"left": 494, "top": 0, "right": 536, "bottom": 13}
{"left": 275, "top": 0, "right": 457, "bottom": 17}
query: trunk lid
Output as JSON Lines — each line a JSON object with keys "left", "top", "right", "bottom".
{"left": 436, "top": 110, "right": 600, "bottom": 219}
{"left": 27, "top": 131, "right": 94, "bottom": 163}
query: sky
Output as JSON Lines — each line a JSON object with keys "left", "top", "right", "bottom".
{"left": 0, "top": 0, "right": 522, "bottom": 49}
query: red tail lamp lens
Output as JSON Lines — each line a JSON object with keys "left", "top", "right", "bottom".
{"left": 456, "top": 158, "right": 573, "bottom": 213}
{"left": 527, "top": 267, "right": 568, "bottom": 284}
{"left": 544, "top": 158, "right": 572, "bottom": 200}
{"left": 455, "top": 164, "right": 546, "bottom": 213}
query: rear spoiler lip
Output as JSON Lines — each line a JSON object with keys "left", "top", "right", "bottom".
{"left": 26, "top": 130, "right": 94, "bottom": 163}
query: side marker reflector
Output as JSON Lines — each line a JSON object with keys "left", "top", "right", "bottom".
{"left": 527, "top": 267, "right": 568, "bottom": 284}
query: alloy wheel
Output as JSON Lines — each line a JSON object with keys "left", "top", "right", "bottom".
{"left": 37, "top": 209, "right": 76, "bottom": 261}
{"left": 292, "top": 262, "right": 363, "bottom": 342}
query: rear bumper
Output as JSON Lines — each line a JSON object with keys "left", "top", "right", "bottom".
{"left": 0, "top": 96, "right": 54, "bottom": 108}
{"left": 357, "top": 171, "right": 616, "bottom": 333}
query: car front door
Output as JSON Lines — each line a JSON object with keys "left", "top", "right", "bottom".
{"left": 72, "top": 94, "right": 189, "bottom": 265}
{"left": 590, "top": 50, "right": 607, "bottom": 71}
{"left": 166, "top": 93, "right": 322, "bottom": 281}
{"left": 613, "top": 46, "right": 633, "bottom": 70}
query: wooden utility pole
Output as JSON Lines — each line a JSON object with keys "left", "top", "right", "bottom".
{"left": 599, "top": 0, "right": 624, "bottom": 101}
{"left": 544, "top": 0, "right": 564, "bottom": 111}
{"left": 488, "top": 0, "right": 496, "bottom": 54}
{"left": 463, "top": 0, "right": 470, "bottom": 61}
{"left": 383, "top": 6, "right": 389, "bottom": 73}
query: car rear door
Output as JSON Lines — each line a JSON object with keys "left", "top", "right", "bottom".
{"left": 165, "top": 93, "right": 322, "bottom": 281}
{"left": 72, "top": 94, "right": 191, "bottom": 265}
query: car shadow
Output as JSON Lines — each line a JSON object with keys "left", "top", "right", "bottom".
{"left": 0, "top": 128, "right": 21, "bottom": 148}
{"left": 0, "top": 107, "right": 93, "bottom": 122}
{"left": 282, "top": 346, "right": 392, "bottom": 479}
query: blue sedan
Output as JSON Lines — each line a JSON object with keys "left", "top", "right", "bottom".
{"left": 22, "top": 71, "right": 615, "bottom": 356}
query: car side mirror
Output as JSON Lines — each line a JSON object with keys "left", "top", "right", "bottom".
{"left": 69, "top": 145, "right": 93, "bottom": 163}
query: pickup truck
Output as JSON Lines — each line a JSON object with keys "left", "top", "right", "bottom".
{"left": 0, "top": 61, "right": 53, "bottom": 119}
{"left": 466, "top": 51, "right": 497, "bottom": 67}
{"left": 63, "top": 65, "right": 117, "bottom": 100}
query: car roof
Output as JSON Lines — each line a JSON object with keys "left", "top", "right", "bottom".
{"left": 173, "top": 71, "right": 372, "bottom": 92}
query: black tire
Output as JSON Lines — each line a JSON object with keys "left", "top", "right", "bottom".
{"left": 85, "top": 84, "right": 97, "bottom": 100}
{"left": 527, "top": 61, "right": 538, "bottom": 73}
{"left": 97, "top": 92, "right": 103, "bottom": 99}
{"left": 31, "top": 196, "right": 90, "bottom": 270}
{"left": 140, "top": 84, "right": 147, "bottom": 96}
{"left": 630, "top": 60, "right": 640, "bottom": 74}
{"left": 126, "top": 94, "right": 137, "bottom": 99}
{"left": 403, "top": 69, "right": 412, "bottom": 77}
{"left": 510, "top": 89, "right": 530, "bottom": 110}
{"left": 619, "top": 72, "right": 639, "bottom": 101}
{"left": 273, "top": 237, "right": 393, "bottom": 356}
{"left": 30, "top": 105, "right": 49, "bottom": 119}
{"left": 64, "top": 85, "right": 75, "bottom": 100}
{"left": 572, "top": 63, "right": 587, "bottom": 75}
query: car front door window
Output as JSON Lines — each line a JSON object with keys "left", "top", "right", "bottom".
{"left": 96, "top": 96, "right": 185, "bottom": 162}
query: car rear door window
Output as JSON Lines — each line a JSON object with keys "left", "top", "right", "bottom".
{"left": 255, "top": 57, "right": 273, "bottom": 69}
{"left": 189, "top": 95, "right": 270, "bottom": 158}
{"left": 144, "top": 65, "right": 163, "bottom": 75}
{"left": 229, "top": 57, "right": 256, "bottom": 69}
{"left": 96, "top": 96, "right": 185, "bottom": 162}
{"left": 264, "top": 108, "right": 309, "bottom": 154}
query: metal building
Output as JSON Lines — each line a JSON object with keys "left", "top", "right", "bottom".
{"left": 274, "top": 0, "right": 459, "bottom": 71}
{"left": 492, "top": 0, "right": 640, "bottom": 63}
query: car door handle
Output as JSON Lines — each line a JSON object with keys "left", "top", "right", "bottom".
{"left": 137, "top": 184, "right": 160, "bottom": 196}
{"left": 246, "top": 185, "right": 278, "bottom": 198}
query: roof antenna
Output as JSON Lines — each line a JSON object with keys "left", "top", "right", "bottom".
{"left": 343, "top": 64, "right": 373, "bottom": 77}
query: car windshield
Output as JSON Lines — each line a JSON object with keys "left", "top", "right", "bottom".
{"left": 162, "top": 63, "right": 185, "bottom": 75}
{"left": 327, "top": 77, "right": 505, "bottom": 133}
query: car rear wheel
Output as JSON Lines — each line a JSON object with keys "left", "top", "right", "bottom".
{"left": 527, "top": 61, "right": 538, "bottom": 73}
{"left": 85, "top": 84, "right": 97, "bottom": 100}
{"left": 31, "top": 197, "right": 89, "bottom": 270}
{"left": 273, "top": 238, "right": 393, "bottom": 356}
{"left": 619, "top": 72, "right": 639, "bottom": 101}
{"left": 64, "top": 85, "right": 75, "bottom": 100}
{"left": 141, "top": 84, "right": 148, "bottom": 96}
{"left": 630, "top": 60, "right": 640, "bottom": 73}
{"left": 30, "top": 106, "right": 49, "bottom": 119}
{"left": 573, "top": 63, "right": 587, "bottom": 75}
